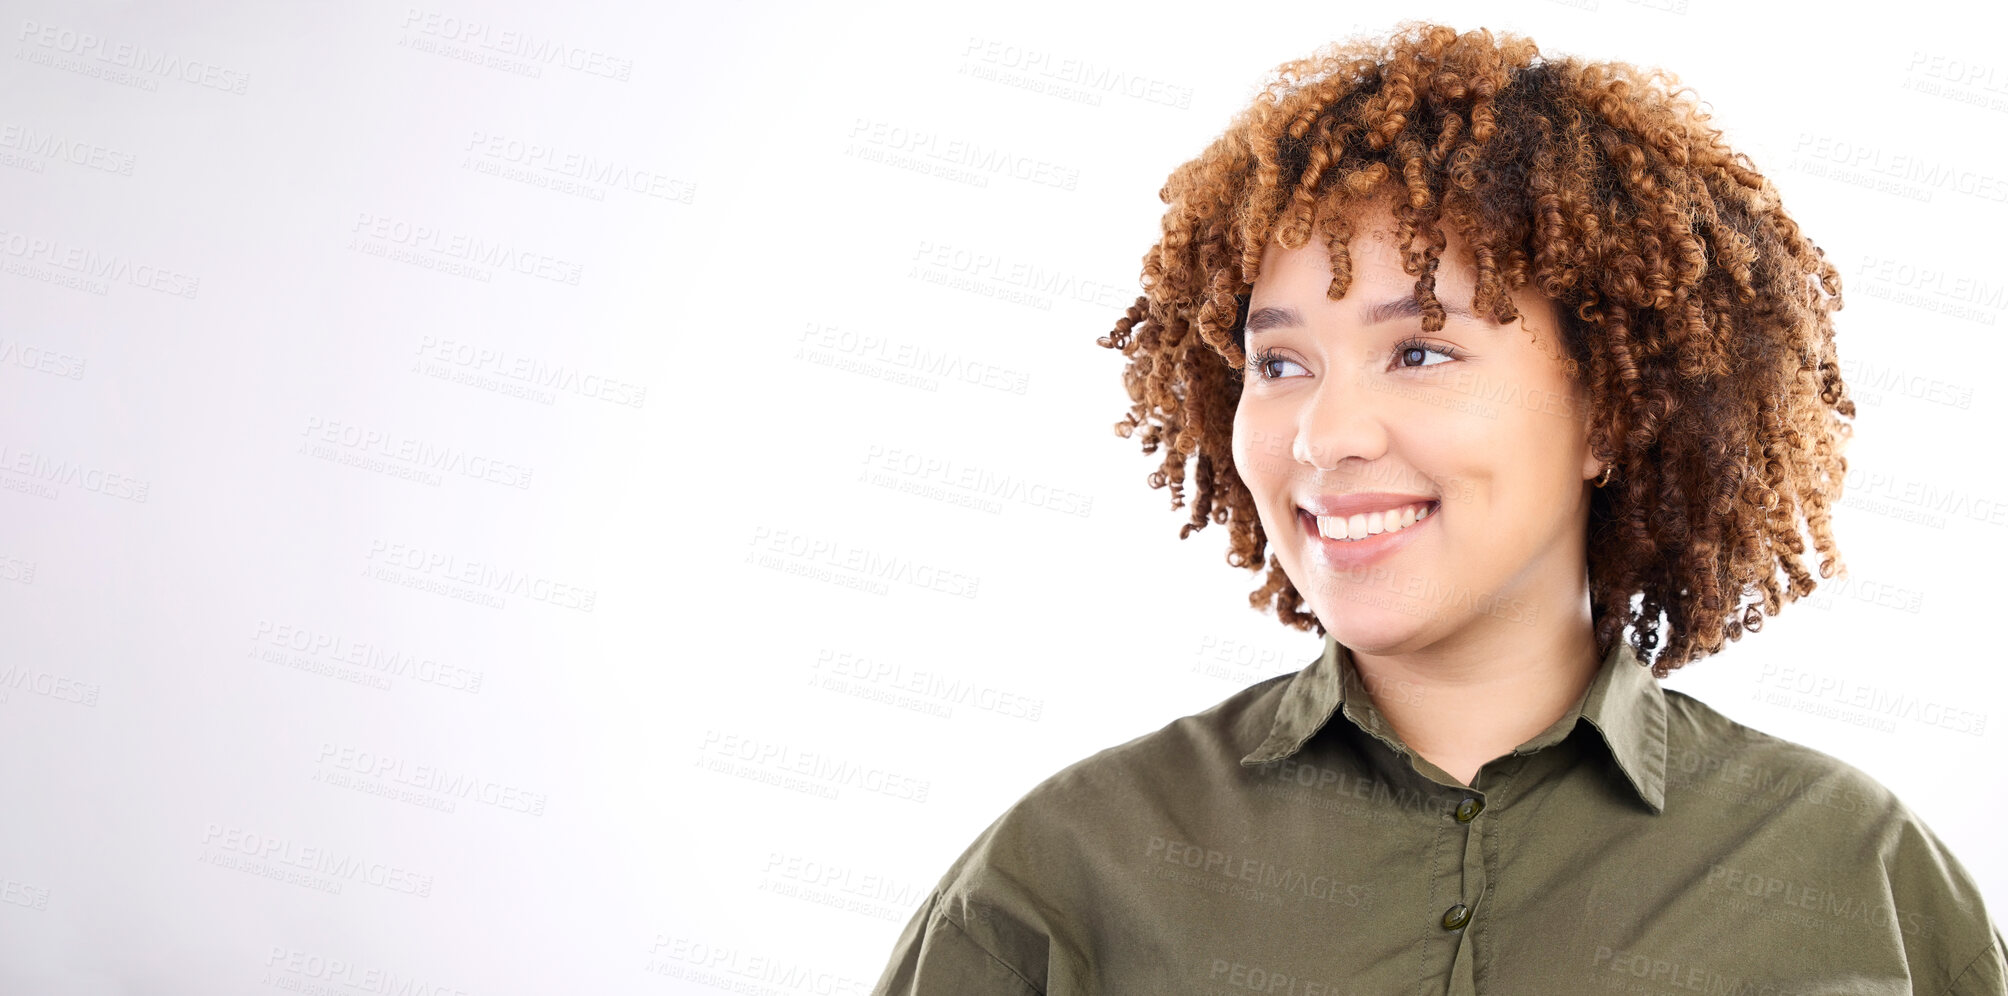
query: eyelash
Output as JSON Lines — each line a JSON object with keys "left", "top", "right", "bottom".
{"left": 1246, "top": 337, "right": 1461, "bottom": 381}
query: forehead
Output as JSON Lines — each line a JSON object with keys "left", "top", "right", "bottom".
{"left": 1242, "top": 199, "right": 1568, "bottom": 338}
{"left": 1254, "top": 199, "right": 1478, "bottom": 285}
{"left": 1251, "top": 210, "right": 1480, "bottom": 306}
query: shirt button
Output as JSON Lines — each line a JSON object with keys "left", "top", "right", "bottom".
{"left": 1454, "top": 797, "right": 1484, "bottom": 822}
{"left": 1442, "top": 903, "right": 1471, "bottom": 930}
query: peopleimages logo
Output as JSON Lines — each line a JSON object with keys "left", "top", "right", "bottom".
{"left": 362, "top": 539, "right": 598, "bottom": 613}
{"left": 0, "top": 227, "right": 200, "bottom": 298}
{"left": 300, "top": 415, "right": 535, "bottom": 490}
{"left": 348, "top": 211, "right": 584, "bottom": 286}
{"left": 400, "top": 8, "right": 634, "bottom": 81}
{"left": 0, "top": 442, "right": 150, "bottom": 502}
{"left": 0, "top": 121, "right": 137, "bottom": 175}
{"left": 199, "top": 824, "right": 435, "bottom": 898}
{"left": 316, "top": 743, "right": 549, "bottom": 816}
{"left": 15, "top": 20, "right": 250, "bottom": 94}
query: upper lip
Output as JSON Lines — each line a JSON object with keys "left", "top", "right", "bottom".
{"left": 1298, "top": 492, "right": 1439, "bottom": 519}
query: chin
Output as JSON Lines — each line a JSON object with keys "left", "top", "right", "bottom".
{"left": 1311, "top": 598, "right": 1436, "bottom": 654}
{"left": 1323, "top": 622, "right": 1422, "bottom": 657}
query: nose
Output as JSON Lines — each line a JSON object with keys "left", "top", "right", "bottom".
{"left": 1291, "top": 362, "right": 1391, "bottom": 471}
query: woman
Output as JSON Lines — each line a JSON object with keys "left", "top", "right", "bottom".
{"left": 871, "top": 22, "right": 2006, "bottom": 995}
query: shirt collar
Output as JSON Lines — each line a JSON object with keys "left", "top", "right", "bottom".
{"left": 1240, "top": 633, "right": 1668, "bottom": 814}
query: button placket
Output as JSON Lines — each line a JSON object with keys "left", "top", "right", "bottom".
{"left": 1441, "top": 791, "right": 1489, "bottom": 995}
{"left": 1444, "top": 793, "right": 1486, "bottom": 926}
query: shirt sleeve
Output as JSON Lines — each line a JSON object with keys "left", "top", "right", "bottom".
{"left": 870, "top": 890, "right": 1043, "bottom": 996}
{"left": 1945, "top": 924, "right": 2007, "bottom": 996}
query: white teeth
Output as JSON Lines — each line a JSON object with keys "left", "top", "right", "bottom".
{"left": 1314, "top": 502, "right": 1434, "bottom": 542}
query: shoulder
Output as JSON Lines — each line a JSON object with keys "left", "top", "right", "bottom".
{"left": 1661, "top": 688, "right": 2004, "bottom": 985}
{"left": 993, "top": 665, "right": 1296, "bottom": 831}
{"left": 944, "top": 668, "right": 1294, "bottom": 880}
{"left": 1014, "top": 668, "right": 1296, "bottom": 813}
{"left": 1660, "top": 687, "right": 1905, "bottom": 821}
{"left": 907, "top": 670, "right": 1298, "bottom": 984}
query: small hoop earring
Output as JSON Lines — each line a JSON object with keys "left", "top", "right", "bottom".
{"left": 1594, "top": 463, "right": 1614, "bottom": 488}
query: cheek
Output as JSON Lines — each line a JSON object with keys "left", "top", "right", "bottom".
{"left": 1393, "top": 425, "right": 1485, "bottom": 514}
{"left": 1230, "top": 405, "right": 1275, "bottom": 487}
{"left": 1434, "top": 418, "right": 1568, "bottom": 524}
{"left": 1231, "top": 411, "right": 1296, "bottom": 536}
{"left": 1492, "top": 404, "right": 1582, "bottom": 481}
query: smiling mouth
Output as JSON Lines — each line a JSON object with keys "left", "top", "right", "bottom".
{"left": 1300, "top": 500, "right": 1439, "bottom": 542}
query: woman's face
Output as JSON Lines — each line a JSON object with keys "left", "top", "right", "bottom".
{"left": 1231, "top": 200, "right": 1603, "bottom": 654}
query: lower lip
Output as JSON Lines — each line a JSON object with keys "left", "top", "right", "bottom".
{"left": 1299, "top": 503, "right": 1436, "bottom": 571}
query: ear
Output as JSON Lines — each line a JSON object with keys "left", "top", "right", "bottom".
{"left": 1577, "top": 397, "right": 1603, "bottom": 484}
{"left": 1580, "top": 444, "right": 1604, "bottom": 485}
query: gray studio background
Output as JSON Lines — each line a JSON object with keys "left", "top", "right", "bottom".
{"left": 2, "top": 0, "right": 2005, "bottom": 992}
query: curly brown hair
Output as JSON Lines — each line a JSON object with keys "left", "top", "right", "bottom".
{"left": 1097, "top": 21, "right": 1855, "bottom": 677}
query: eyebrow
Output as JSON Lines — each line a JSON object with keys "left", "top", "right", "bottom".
{"left": 1244, "top": 297, "right": 1481, "bottom": 336}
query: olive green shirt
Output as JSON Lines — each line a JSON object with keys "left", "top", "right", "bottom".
{"left": 871, "top": 635, "right": 2007, "bottom": 995}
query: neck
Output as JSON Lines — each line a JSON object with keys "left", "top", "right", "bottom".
{"left": 1346, "top": 608, "right": 1603, "bottom": 788}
